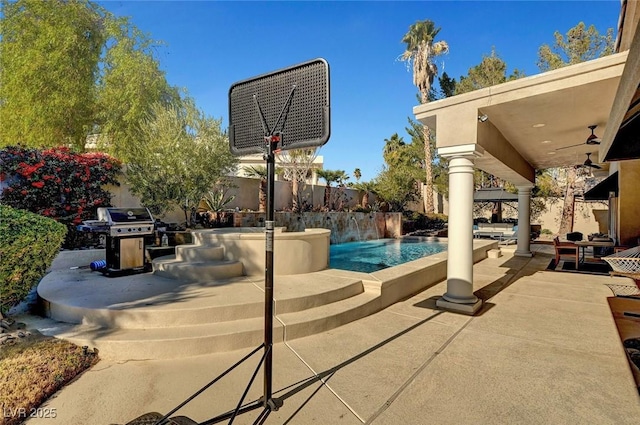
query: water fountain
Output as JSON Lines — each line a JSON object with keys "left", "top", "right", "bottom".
{"left": 370, "top": 215, "right": 380, "bottom": 240}
{"left": 326, "top": 216, "right": 338, "bottom": 244}
{"left": 350, "top": 216, "right": 361, "bottom": 241}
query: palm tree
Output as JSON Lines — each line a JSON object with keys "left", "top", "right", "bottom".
{"left": 353, "top": 168, "right": 361, "bottom": 182}
{"left": 351, "top": 181, "right": 375, "bottom": 209}
{"left": 401, "top": 20, "right": 449, "bottom": 214}
{"left": 382, "top": 133, "right": 406, "bottom": 168}
{"left": 317, "top": 169, "right": 348, "bottom": 210}
{"left": 242, "top": 165, "right": 267, "bottom": 212}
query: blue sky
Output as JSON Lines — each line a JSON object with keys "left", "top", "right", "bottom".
{"left": 99, "top": 0, "right": 620, "bottom": 182}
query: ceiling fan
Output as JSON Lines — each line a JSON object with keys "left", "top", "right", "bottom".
{"left": 557, "top": 125, "right": 601, "bottom": 151}
{"left": 581, "top": 152, "right": 601, "bottom": 169}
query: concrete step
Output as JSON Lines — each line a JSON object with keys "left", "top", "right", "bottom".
{"left": 43, "top": 281, "right": 266, "bottom": 329}
{"left": 278, "top": 290, "right": 381, "bottom": 340}
{"left": 53, "top": 316, "right": 279, "bottom": 360}
{"left": 43, "top": 278, "right": 366, "bottom": 330}
{"left": 152, "top": 258, "right": 243, "bottom": 282}
{"left": 45, "top": 290, "right": 380, "bottom": 360}
{"left": 174, "top": 245, "right": 225, "bottom": 262}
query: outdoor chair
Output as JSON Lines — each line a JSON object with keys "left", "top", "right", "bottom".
{"left": 553, "top": 236, "right": 579, "bottom": 269}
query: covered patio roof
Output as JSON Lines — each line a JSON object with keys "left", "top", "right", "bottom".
{"left": 414, "top": 53, "right": 627, "bottom": 186}
{"left": 414, "top": 2, "right": 640, "bottom": 182}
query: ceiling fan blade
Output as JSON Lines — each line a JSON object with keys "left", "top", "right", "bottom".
{"left": 556, "top": 143, "right": 585, "bottom": 151}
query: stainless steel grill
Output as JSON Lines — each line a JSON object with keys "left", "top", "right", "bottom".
{"left": 96, "top": 207, "right": 155, "bottom": 236}
{"left": 80, "top": 207, "right": 155, "bottom": 275}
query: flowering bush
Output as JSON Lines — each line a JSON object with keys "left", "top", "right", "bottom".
{"left": 0, "top": 146, "right": 121, "bottom": 248}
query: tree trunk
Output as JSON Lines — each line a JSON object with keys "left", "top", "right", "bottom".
{"left": 183, "top": 208, "right": 190, "bottom": 228}
{"left": 258, "top": 179, "right": 266, "bottom": 212}
{"left": 291, "top": 179, "right": 299, "bottom": 212}
{"left": 558, "top": 167, "right": 577, "bottom": 235}
{"left": 422, "top": 125, "right": 435, "bottom": 214}
{"left": 324, "top": 185, "right": 331, "bottom": 210}
{"left": 362, "top": 191, "right": 369, "bottom": 208}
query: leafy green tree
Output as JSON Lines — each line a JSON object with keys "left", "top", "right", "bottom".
{"left": 382, "top": 133, "right": 407, "bottom": 168}
{"left": 455, "top": 48, "right": 524, "bottom": 95}
{"left": 95, "top": 16, "right": 181, "bottom": 161}
{"left": 438, "top": 72, "right": 457, "bottom": 99}
{"left": 374, "top": 132, "right": 423, "bottom": 212}
{"left": 537, "top": 22, "right": 614, "bottom": 233}
{"left": 400, "top": 19, "right": 449, "bottom": 214}
{"left": 0, "top": 0, "right": 179, "bottom": 158}
{"left": 373, "top": 166, "right": 420, "bottom": 212}
{"left": 124, "top": 100, "right": 237, "bottom": 225}
{"left": 0, "top": 0, "right": 105, "bottom": 149}
{"left": 537, "top": 22, "right": 614, "bottom": 72}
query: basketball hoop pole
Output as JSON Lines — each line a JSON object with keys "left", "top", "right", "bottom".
{"left": 263, "top": 132, "right": 279, "bottom": 410}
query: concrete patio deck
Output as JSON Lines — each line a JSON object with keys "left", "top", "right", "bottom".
{"left": 19, "top": 244, "right": 640, "bottom": 424}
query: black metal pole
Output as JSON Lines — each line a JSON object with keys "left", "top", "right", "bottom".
{"left": 263, "top": 134, "right": 277, "bottom": 408}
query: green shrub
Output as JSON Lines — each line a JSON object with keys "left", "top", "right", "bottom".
{"left": 541, "top": 228, "right": 552, "bottom": 235}
{"left": 0, "top": 206, "right": 67, "bottom": 313}
{"left": 404, "top": 211, "right": 448, "bottom": 228}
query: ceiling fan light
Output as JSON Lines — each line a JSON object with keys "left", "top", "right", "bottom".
{"left": 585, "top": 124, "right": 600, "bottom": 145}
{"left": 586, "top": 134, "right": 600, "bottom": 144}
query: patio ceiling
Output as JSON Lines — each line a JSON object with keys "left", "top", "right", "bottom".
{"left": 414, "top": 52, "right": 628, "bottom": 186}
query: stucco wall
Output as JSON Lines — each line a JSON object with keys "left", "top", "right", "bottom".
{"left": 618, "top": 159, "right": 640, "bottom": 245}
{"left": 107, "top": 176, "right": 377, "bottom": 223}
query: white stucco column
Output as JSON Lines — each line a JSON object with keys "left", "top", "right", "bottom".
{"left": 436, "top": 144, "right": 484, "bottom": 315}
{"left": 515, "top": 185, "right": 534, "bottom": 257}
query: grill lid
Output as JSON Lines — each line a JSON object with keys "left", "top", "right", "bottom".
{"left": 97, "top": 207, "right": 154, "bottom": 225}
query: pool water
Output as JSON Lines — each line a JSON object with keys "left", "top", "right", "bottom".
{"left": 330, "top": 238, "right": 447, "bottom": 273}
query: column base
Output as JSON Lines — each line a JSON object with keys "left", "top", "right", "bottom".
{"left": 436, "top": 297, "right": 483, "bottom": 315}
{"left": 514, "top": 250, "right": 534, "bottom": 257}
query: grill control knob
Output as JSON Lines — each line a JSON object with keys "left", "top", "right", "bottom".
{"left": 117, "top": 229, "right": 122, "bottom": 233}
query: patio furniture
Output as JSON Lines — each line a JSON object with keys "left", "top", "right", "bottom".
{"left": 473, "top": 223, "right": 516, "bottom": 242}
{"left": 553, "top": 236, "right": 579, "bottom": 269}
{"left": 604, "top": 246, "right": 640, "bottom": 289}
{"left": 574, "top": 240, "right": 615, "bottom": 263}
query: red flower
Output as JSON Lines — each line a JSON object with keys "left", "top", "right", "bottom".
{"left": 31, "top": 181, "right": 45, "bottom": 188}
{"left": 21, "top": 190, "right": 27, "bottom": 195}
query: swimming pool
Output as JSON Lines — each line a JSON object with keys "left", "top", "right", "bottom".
{"left": 330, "top": 238, "right": 447, "bottom": 273}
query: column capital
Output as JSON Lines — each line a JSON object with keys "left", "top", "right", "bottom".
{"left": 516, "top": 184, "right": 535, "bottom": 191}
{"left": 437, "top": 144, "right": 484, "bottom": 159}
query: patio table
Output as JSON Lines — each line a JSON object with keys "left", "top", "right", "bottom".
{"left": 575, "top": 240, "right": 615, "bottom": 263}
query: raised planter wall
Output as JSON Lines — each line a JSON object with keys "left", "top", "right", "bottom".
{"left": 231, "top": 212, "right": 401, "bottom": 245}
{"left": 192, "top": 227, "right": 330, "bottom": 276}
